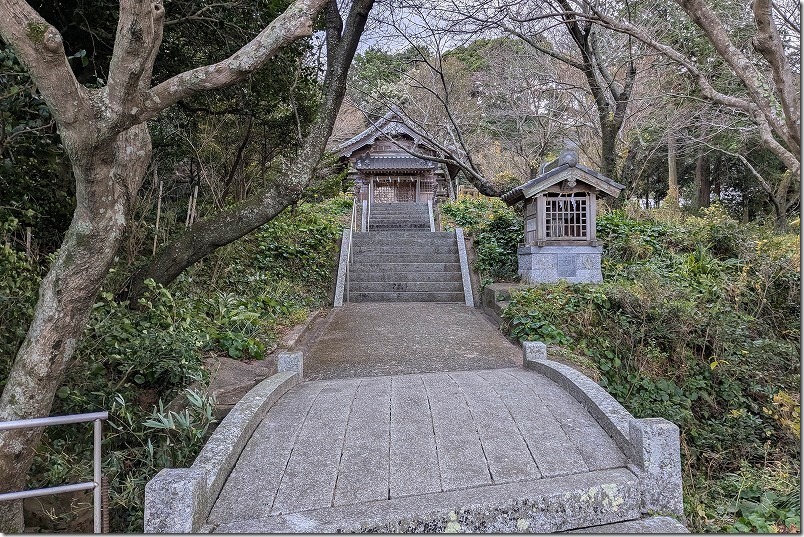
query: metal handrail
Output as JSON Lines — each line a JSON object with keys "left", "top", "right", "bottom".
{"left": 0, "top": 411, "right": 108, "bottom": 533}
{"left": 367, "top": 182, "right": 372, "bottom": 232}
{"left": 346, "top": 198, "right": 359, "bottom": 303}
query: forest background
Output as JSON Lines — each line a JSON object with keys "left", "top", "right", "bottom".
{"left": 0, "top": 0, "right": 799, "bottom": 532}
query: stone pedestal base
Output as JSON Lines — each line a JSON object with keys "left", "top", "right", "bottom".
{"left": 518, "top": 245, "right": 603, "bottom": 284}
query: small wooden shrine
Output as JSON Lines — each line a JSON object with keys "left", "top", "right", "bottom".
{"left": 502, "top": 148, "right": 624, "bottom": 284}
{"left": 335, "top": 110, "right": 452, "bottom": 203}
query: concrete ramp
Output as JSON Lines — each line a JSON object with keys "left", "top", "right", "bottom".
{"left": 206, "top": 369, "right": 641, "bottom": 533}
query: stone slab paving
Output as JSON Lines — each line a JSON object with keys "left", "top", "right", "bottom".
{"left": 207, "top": 368, "right": 630, "bottom": 532}
{"left": 303, "top": 303, "right": 522, "bottom": 380}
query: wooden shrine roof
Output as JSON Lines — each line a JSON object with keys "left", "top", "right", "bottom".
{"left": 335, "top": 108, "right": 428, "bottom": 158}
{"left": 502, "top": 150, "right": 625, "bottom": 205}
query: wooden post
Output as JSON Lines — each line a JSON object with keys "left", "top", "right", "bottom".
{"left": 536, "top": 195, "right": 546, "bottom": 243}
{"left": 185, "top": 189, "right": 193, "bottom": 228}
{"left": 190, "top": 185, "right": 199, "bottom": 225}
{"left": 25, "top": 227, "right": 32, "bottom": 259}
{"left": 152, "top": 177, "right": 163, "bottom": 255}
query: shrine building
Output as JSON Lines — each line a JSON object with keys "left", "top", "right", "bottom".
{"left": 334, "top": 110, "right": 454, "bottom": 204}
{"left": 502, "top": 148, "right": 625, "bottom": 284}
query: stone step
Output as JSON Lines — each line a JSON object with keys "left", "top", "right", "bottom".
{"left": 348, "top": 271, "right": 463, "bottom": 283}
{"left": 353, "top": 231, "right": 454, "bottom": 239}
{"left": 353, "top": 253, "right": 459, "bottom": 264}
{"left": 348, "top": 281, "right": 465, "bottom": 293}
{"left": 370, "top": 206, "right": 429, "bottom": 212}
{"left": 370, "top": 210, "right": 429, "bottom": 216}
{"left": 210, "top": 468, "right": 643, "bottom": 533}
{"left": 368, "top": 219, "right": 430, "bottom": 226}
{"left": 567, "top": 515, "right": 688, "bottom": 533}
{"left": 370, "top": 203, "right": 428, "bottom": 210}
{"left": 368, "top": 225, "right": 431, "bottom": 231}
{"left": 349, "top": 262, "right": 461, "bottom": 273}
{"left": 350, "top": 244, "right": 458, "bottom": 255}
{"left": 348, "top": 291, "right": 466, "bottom": 302}
{"left": 352, "top": 237, "right": 456, "bottom": 248}
{"left": 369, "top": 208, "right": 429, "bottom": 214}
{"left": 371, "top": 202, "right": 428, "bottom": 206}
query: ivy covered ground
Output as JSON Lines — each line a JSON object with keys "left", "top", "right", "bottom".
{"left": 441, "top": 197, "right": 800, "bottom": 533}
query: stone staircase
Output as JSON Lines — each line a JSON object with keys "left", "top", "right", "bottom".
{"left": 348, "top": 203, "right": 465, "bottom": 303}
{"left": 368, "top": 202, "right": 432, "bottom": 231}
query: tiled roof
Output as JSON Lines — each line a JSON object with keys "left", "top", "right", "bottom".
{"left": 334, "top": 108, "right": 426, "bottom": 157}
{"left": 354, "top": 155, "right": 438, "bottom": 171}
{"left": 501, "top": 151, "right": 625, "bottom": 205}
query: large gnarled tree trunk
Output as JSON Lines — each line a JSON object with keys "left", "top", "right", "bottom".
{"left": 0, "top": 0, "right": 327, "bottom": 530}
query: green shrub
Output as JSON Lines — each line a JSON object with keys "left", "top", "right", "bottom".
{"left": 503, "top": 207, "right": 800, "bottom": 532}
{"left": 0, "top": 227, "right": 42, "bottom": 390}
{"left": 10, "top": 196, "right": 351, "bottom": 532}
{"left": 440, "top": 197, "right": 522, "bottom": 282}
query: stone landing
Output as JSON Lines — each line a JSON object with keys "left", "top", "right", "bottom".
{"left": 303, "top": 303, "right": 521, "bottom": 380}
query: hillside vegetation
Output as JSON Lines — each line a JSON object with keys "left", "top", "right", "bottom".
{"left": 442, "top": 197, "right": 800, "bottom": 533}
{"left": 0, "top": 198, "right": 350, "bottom": 531}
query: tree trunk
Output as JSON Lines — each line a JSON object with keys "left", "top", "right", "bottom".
{"left": 124, "top": 182, "right": 300, "bottom": 300}
{"left": 0, "top": 125, "right": 151, "bottom": 532}
{"left": 665, "top": 130, "right": 680, "bottom": 208}
{"left": 0, "top": 0, "right": 327, "bottom": 528}
{"left": 600, "top": 118, "right": 619, "bottom": 182}
{"left": 694, "top": 151, "right": 710, "bottom": 209}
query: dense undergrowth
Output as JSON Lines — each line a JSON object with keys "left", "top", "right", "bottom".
{"left": 498, "top": 204, "right": 800, "bottom": 532}
{"left": 440, "top": 197, "right": 522, "bottom": 283}
{"left": 0, "top": 197, "right": 350, "bottom": 532}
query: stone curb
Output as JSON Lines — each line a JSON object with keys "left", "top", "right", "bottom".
{"left": 144, "top": 367, "right": 301, "bottom": 532}
{"left": 522, "top": 341, "right": 684, "bottom": 518}
{"left": 455, "top": 228, "right": 475, "bottom": 307}
{"left": 212, "top": 468, "right": 642, "bottom": 533}
{"left": 333, "top": 228, "right": 350, "bottom": 307}
{"left": 523, "top": 341, "right": 632, "bottom": 452}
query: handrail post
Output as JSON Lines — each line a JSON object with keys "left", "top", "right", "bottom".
{"left": 345, "top": 198, "right": 357, "bottom": 304}
{"left": 93, "top": 418, "right": 102, "bottom": 533}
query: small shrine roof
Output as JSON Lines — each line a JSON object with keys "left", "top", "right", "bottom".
{"left": 502, "top": 149, "right": 625, "bottom": 205}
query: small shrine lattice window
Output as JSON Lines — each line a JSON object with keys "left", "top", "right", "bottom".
{"left": 545, "top": 193, "right": 588, "bottom": 239}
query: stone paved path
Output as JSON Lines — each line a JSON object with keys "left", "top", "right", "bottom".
{"left": 199, "top": 303, "right": 654, "bottom": 532}
{"left": 207, "top": 368, "right": 630, "bottom": 532}
{"left": 303, "top": 303, "right": 522, "bottom": 380}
